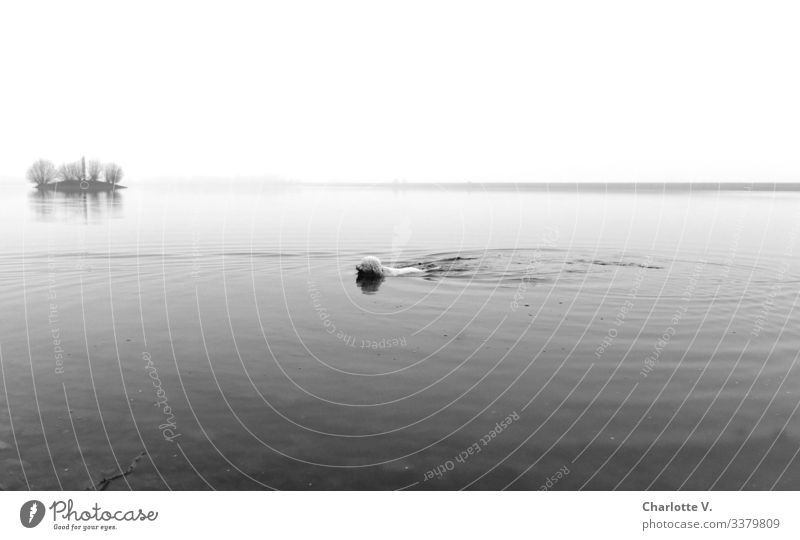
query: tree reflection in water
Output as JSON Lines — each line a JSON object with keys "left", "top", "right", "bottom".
{"left": 28, "top": 190, "right": 124, "bottom": 224}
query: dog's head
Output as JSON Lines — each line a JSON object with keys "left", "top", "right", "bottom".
{"left": 356, "top": 256, "right": 384, "bottom": 278}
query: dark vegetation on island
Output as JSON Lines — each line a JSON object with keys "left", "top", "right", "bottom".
{"left": 27, "top": 157, "right": 126, "bottom": 193}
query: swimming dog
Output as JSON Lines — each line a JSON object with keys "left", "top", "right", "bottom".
{"left": 356, "top": 256, "right": 424, "bottom": 278}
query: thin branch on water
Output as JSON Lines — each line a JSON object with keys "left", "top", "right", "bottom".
{"left": 88, "top": 451, "right": 147, "bottom": 491}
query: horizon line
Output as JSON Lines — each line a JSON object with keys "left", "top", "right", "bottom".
{"left": 2, "top": 177, "right": 800, "bottom": 191}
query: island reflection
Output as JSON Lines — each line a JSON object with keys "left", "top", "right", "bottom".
{"left": 28, "top": 190, "right": 124, "bottom": 224}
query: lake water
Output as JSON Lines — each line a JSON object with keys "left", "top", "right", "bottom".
{"left": 1, "top": 181, "right": 799, "bottom": 490}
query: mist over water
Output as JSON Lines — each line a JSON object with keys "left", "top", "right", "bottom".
{"left": 1, "top": 181, "right": 799, "bottom": 489}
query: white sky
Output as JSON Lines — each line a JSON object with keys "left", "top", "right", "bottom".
{"left": 1, "top": 0, "right": 799, "bottom": 182}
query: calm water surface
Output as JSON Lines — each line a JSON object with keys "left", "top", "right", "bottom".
{"left": 1, "top": 182, "right": 799, "bottom": 489}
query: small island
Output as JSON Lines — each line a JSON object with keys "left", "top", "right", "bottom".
{"left": 28, "top": 157, "right": 126, "bottom": 193}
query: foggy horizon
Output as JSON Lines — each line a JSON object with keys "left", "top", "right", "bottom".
{"left": 3, "top": 0, "right": 800, "bottom": 183}
{"left": 4, "top": 172, "right": 800, "bottom": 186}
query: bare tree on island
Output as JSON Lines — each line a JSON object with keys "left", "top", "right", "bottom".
{"left": 105, "top": 163, "right": 124, "bottom": 185}
{"left": 57, "top": 161, "right": 84, "bottom": 182}
{"left": 87, "top": 160, "right": 103, "bottom": 182}
{"left": 27, "top": 159, "right": 57, "bottom": 186}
